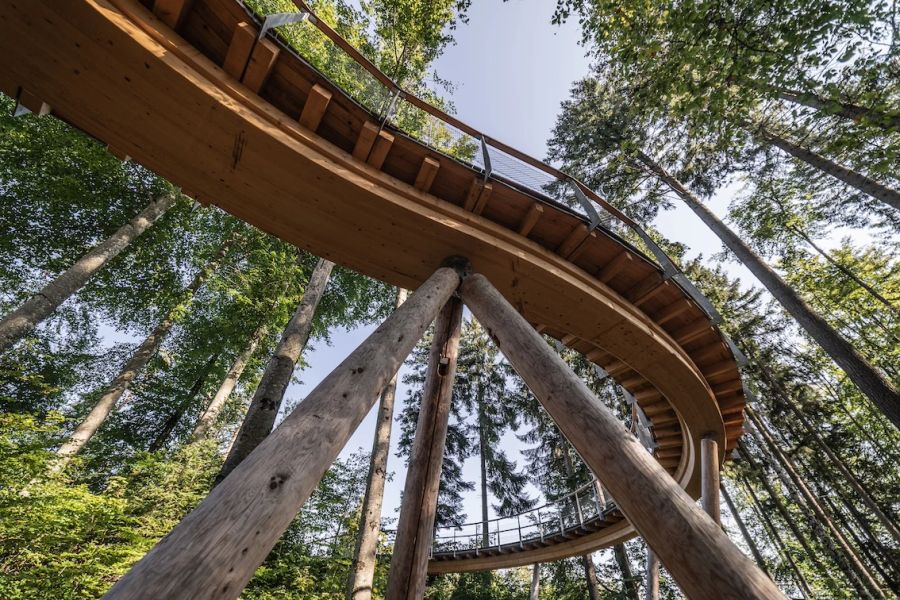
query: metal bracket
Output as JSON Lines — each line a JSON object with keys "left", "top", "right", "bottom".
{"left": 259, "top": 11, "right": 308, "bottom": 40}
{"left": 480, "top": 137, "right": 492, "bottom": 182}
{"left": 567, "top": 179, "right": 601, "bottom": 230}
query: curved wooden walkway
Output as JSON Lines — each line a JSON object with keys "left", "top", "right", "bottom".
{"left": 0, "top": 0, "right": 746, "bottom": 572}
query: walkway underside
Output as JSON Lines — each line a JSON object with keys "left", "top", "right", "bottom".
{"left": 0, "top": 0, "right": 746, "bottom": 570}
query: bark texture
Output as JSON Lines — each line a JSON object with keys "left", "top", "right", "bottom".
{"left": 644, "top": 549, "right": 659, "bottom": 600}
{"left": 775, "top": 88, "right": 900, "bottom": 131}
{"left": 103, "top": 265, "right": 461, "bottom": 600}
{"left": 636, "top": 150, "right": 900, "bottom": 429}
{"left": 0, "top": 194, "right": 176, "bottom": 353}
{"left": 347, "top": 288, "right": 407, "bottom": 600}
{"left": 192, "top": 322, "right": 267, "bottom": 440}
{"left": 216, "top": 258, "right": 335, "bottom": 483}
{"left": 613, "top": 544, "right": 640, "bottom": 600}
{"left": 53, "top": 241, "right": 228, "bottom": 469}
{"left": 757, "top": 126, "right": 900, "bottom": 211}
{"left": 529, "top": 563, "right": 540, "bottom": 600}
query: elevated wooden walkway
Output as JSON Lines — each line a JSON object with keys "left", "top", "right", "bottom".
{"left": 0, "top": 0, "right": 746, "bottom": 572}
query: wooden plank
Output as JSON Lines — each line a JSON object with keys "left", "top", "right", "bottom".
{"left": 353, "top": 121, "right": 380, "bottom": 162}
{"left": 702, "top": 360, "right": 737, "bottom": 379}
{"left": 367, "top": 130, "right": 394, "bottom": 169}
{"left": 414, "top": 157, "right": 440, "bottom": 192}
{"left": 16, "top": 88, "right": 50, "bottom": 115}
{"left": 222, "top": 22, "right": 255, "bottom": 80}
{"left": 298, "top": 84, "right": 332, "bottom": 132}
{"left": 605, "top": 360, "right": 630, "bottom": 378}
{"left": 242, "top": 38, "right": 279, "bottom": 93}
{"left": 557, "top": 223, "right": 590, "bottom": 260}
{"left": 463, "top": 179, "right": 481, "bottom": 212}
{"left": 634, "top": 388, "right": 662, "bottom": 403}
{"left": 517, "top": 203, "right": 544, "bottom": 236}
{"left": 620, "top": 374, "right": 646, "bottom": 390}
{"left": 585, "top": 348, "right": 611, "bottom": 364}
{"left": 627, "top": 275, "right": 666, "bottom": 306}
{"left": 472, "top": 183, "right": 493, "bottom": 215}
{"left": 674, "top": 320, "right": 714, "bottom": 345}
{"left": 567, "top": 231, "right": 596, "bottom": 262}
{"left": 713, "top": 380, "right": 744, "bottom": 397}
{"left": 655, "top": 299, "right": 692, "bottom": 326}
{"left": 561, "top": 333, "right": 579, "bottom": 347}
{"left": 153, "top": 0, "right": 194, "bottom": 30}
{"left": 597, "top": 251, "right": 633, "bottom": 283}
{"left": 700, "top": 438, "right": 720, "bottom": 524}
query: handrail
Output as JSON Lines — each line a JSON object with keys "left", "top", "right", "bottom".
{"left": 259, "top": 1, "right": 726, "bottom": 326}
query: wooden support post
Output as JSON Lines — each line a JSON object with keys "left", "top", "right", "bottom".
{"left": 701, "top": 436, "right": 720, "bottom": 524}
{"left": 459, "top": 272, "right": 786, "bottom": 600}
{"left": 645, "top": 549, "right": 660, "bottom": 600}
{"left": 463, "top": 180, "right": 492, "bottom": 215}
{"left": 298, "top": 84, "right": 332, "bottom": 132}
{"left": 557, "top": 223, "right": 590, "bottom": 259}
{"left": 103, "top": 262, "right": 464, "bottom": 600}
{"left": 385, "top": 296, "right": 464, "bottom": 600}
{"left": 353, "top": 121, "right": 380, "bottom": 161}
{"left": 223, "top": 22, "right": 256, "bottom": 80}
{"left": 472, "top": 183, "right": 493, "bottom": 215}
{"left": 242, "top": 38, "right": 278, "bottom": 93}
{"left": 367, "top": 130, "right": 394, "bottom": 169}
{"left": 414, "top": 157, "right": 440, "bottom": 192}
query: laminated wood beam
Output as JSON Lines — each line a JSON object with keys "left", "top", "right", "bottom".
{"left": 414, "top": 157, "right": 440, "bottom": 192}
{"left": 517, "top": 203, "right": 544, "bottom": 236}
{"left": 701, "top": 438, "right": 720, "bottom": 524}
{"left": 353, "top": 121, "right": 380, "bottom": 162}
{"left": 242, "top": 38, "right": 279, "bottom": 93}
{"left": 298, "top": 84, "right": 332, "bottom": 132}
{"left": 223, "top": 22, "right": 256, "bottom": 80}
{"left": 597, "top": 251, "right": 633, "bottom": 283}
{"left": 366, "top": 130, "right": 394, "bottom": 169}
{"left": 152, "top": 0, "right": 194, "bottom": 29}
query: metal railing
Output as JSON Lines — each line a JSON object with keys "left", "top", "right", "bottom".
{"left": 244, "top": 0, "right": 732, "bottom": 331}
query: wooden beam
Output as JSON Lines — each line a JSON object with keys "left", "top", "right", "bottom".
{"left": 472, "top": 183, "right": 493, "bottom": 215}
{"left": 674, "top": 320, "right": 714, "bottom": 345}
{"left": 459, "top": 272, "right": 786, "bottom": 600}
{"left": 701, "top": 437, "right": 720, "bottom": 524}
{"left": 557, "top": 223, "right": 590, "bottom": 260}
{"left": 654, "top": 299, "right": 692, "bottom": 326}
{"left": 242, "top": 38, "right": 279, "bottom": 93}
{"left": 414, "top": 157, "right": 440, "bottom": 192}
{"left": 152, "top": 0, "right": 194, "bottom": 29}
{"left": 366, "top": 130, "right": 394, "bottom": 169}
{"left": 714, "top": 380, "right": 744, "bottom": 397}
{"left": 353, "top": 121, "right": 380, "bottom": 162}
{"left": 16, "top": 88, "right": 51, "bottom": 115}
{"left": 298, "top": 84, "right": 332, "bottom": 132}
{"left": 585, "top": 348, "right": 611, "bottom": 364}
{"left": 597, "top": 251, "right": 633, "bottom": 283}
{"left": 222, "top": 22, "right": 256, "bottom": 80}
{"left": 560, "top": 333, "right": 579, "bottom": 347}
{"left": 567, "top": 231, "right": 596, "bottom": 262}
{"left": 517, "top": 203, "right": 544, "bottom": 237}
{"left": 627, "top": 275, "right": 667, "bottom": 306}
{"left": 702, "top": 360, "right": 737, "bottom": 380}
{"left": 386, "top": 297, "right": 463, "bottom": 600}
{"left": 104, "top": 266, "right": 462, "bottom": 600}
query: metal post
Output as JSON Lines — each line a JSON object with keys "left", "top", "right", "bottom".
{"left": 537, "top": 510, "right": 544, "bottom": 543}
{"left": 574, "top": 490, "right": 584, "bottom": 526}
{"left": 517, "top": 514, "right": 523, "bottom": 548}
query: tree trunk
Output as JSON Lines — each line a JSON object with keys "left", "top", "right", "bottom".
{"left": 529, "top": 563, "right": 540, "bottom": 600}
{"left": 216, "top": 258, "right": 335, "bottom": 483}
{"left": 738, "top": 444, "right": 843, "bottom": 591}
{"left": 478, "top": 398, "right": 490, "bottom": 549}
{"left": 613, "top": 544, "right": 640, "bottom": 600}
{"left": 461, "top": 271, "right": 787, "bottom": 600}
{"left": 582, "top": 554, "right": 601, "bottom": 600}
{"left": 644, "top": 549, "right": 660, "bottom": 600}
{"left": 192, "top": 322, "right": 267, "bottom": 440}
{"left": 635, "top": 150, "right": 900, "bottom": 429}
{"left": 149, "top": 352, "right": 220, "bottom": 451}
{"left": 755, "top": 126, "right": 900, "bottom": 211}
{"left": 788, "top": 225, "right": 896, "bottom": 312}
{"left": 0, "top": 194, "right": 176, "bottom": 353}
{"left": 750, "top": 353, "right": 900, "bottom": 543}
{"left": 347, "top": 288, "right": 407, "bottom": 600}
{"left": 774, "top": 88, "right": 900, "bottom": 131}
{"left": 385, "top": 296, "right": 463, "bottom": 600}
{"left": 104, "top": 263, "right": 462, "bottom": 600}
{"left": 719, "top": 482, "right": 770, "bottom": 575}
{"left": 701, "top": 437, "right": 720, "bottom": 523}
{"left": 52, "top": 240, "right": 229, "bottom": 470}
{"left": 738, "top": 476, "right": 813, "bottom": 598}
{"left": 746, "top": 408, "right": 886, "bottom": 598}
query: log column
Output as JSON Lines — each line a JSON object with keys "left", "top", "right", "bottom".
{"left": 460, "top": 272, "right": 785, "bottom": 600}
{"left": 386, "top": 296, "right": 464, "bottom": 600}
{"left": 701, "top": 436, "right": 721, "bottom": 524}
{"left": 103, "top": 262, "right": 464, "bottom": 600}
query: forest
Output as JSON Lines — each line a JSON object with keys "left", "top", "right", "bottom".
{"left": 0, "top": 0, "right": 897, "bottom": 598}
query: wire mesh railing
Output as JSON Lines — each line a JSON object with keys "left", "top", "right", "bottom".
{"left": 243, "top": 0, "right": 730, "bottom": 328}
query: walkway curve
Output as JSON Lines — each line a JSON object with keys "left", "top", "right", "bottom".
{"left": 0, "top": 0, "right": 746, "bottom": 572}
